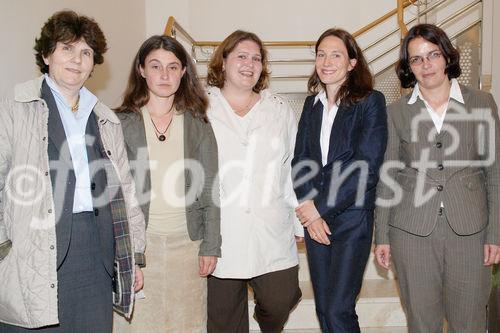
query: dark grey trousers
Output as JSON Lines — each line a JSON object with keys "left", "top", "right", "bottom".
{"left": 207, "top": 265, "right": 301, "bottom": 333}
{"left": 0, "top": 212, "right": 113, "bottom": 332}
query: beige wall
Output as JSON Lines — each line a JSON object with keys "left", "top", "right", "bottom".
{"left": 146, "top": 0, "right": 189, "bottom": 37}
{"left": 0, "top": 0, "right": 145, "bottom": 107}
{"left": 2, "top": 1, "right": 498, "bottom": 104}
{"left": 145, "top": 0, "right": 394, "bottom": 41}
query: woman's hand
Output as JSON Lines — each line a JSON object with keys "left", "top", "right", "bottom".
{"left": 134, "top": 265, "right": 144, "bottom": 291}
{"left": 296, "top": 200, "right": 321, "bottom": 227}
{"left": 199, "top": 256, "right": 218, "bottom": 277}
{"left": 306, "top": 219, "right": 331, "bottom": 245}
{"left": 374, "top": 245, "right": 391, "bottom": 269}
{"left": 484, "top": 244, "right": 500, "bottom": 266}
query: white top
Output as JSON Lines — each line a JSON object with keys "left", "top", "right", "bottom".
{"left": 314, "top": 90, "right": 339, "bottom": 166}
{"left": 207, "top": 86, "right": 303, "bottom": 279}
{"left": 407, "top": 78, "right": 464, "bottom": 133}
{"left": 44, "top": 74, "right": 97, "bottom": 213}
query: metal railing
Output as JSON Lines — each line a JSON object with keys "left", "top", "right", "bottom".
{"left": 163, "top": 0, "right": 482, "bottom": 81}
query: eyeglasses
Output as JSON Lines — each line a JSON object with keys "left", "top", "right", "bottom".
{"left": 408, "top": 50, "right": 443, "bottom": 66}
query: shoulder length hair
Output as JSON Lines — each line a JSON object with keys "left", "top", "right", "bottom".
{"left": 116, "top": 35, "right": 208, "bottom": 122}
{"left": 308, "top": 28, "right": 373, "bottom": 106}
{"left": 396, "top": 23, "right": 461, "bottom": 88}
{"left": 206, "top": 30, "right": 270, "bottom": 93}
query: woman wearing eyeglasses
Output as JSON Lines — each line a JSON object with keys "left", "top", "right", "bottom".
{"left": 375, "top": 23, "right": 500, "bottom": 332}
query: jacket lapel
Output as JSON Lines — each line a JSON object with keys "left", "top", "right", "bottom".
{"left": 440, "top": 85, "right": 472, "bottom": 152}
{"left": 120, "top": 112, "right": 148, "bottom": 161}
{"left": 42, "top": 80, "right": 73, "bottom": 167}
{"left": 184, "top": 112, "right": 202, "bottom": 159}
{"left": 184, "top": 112, "right": 202, "bottom": 188}
{"left": 310, "top": 98, "right": 324, "bottom": 164}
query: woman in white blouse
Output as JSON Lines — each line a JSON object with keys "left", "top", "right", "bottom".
{"left": 206, "top": 30, "right": 303, "bottom": 333}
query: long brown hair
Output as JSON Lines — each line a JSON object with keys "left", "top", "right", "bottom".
{"left": 308, "top": 28, "right": 373, "bottom": 106}
{"left": 116, "top": 35, "right": 208, "bottom": 122}
{"left": 207, "top": 30, "right": 270, "bottom": 93}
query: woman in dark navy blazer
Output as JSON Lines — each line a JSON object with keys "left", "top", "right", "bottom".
{"left": 292, "top": 28, "right": 388, "bottom": 333}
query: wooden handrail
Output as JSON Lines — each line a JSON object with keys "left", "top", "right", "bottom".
{"left": 354, "top": 0, "right": 411, "bottom": 37}
{"left": 397, "top": 0, "right": 409, "bottom": 37}
{"left": 164, "top": 16, "right": 196, "bottom": 44}
{"left": 164, "top": 16, "right": 175, "bottom": 36}
{"left": 164, "top": 0, "right": 413, "bottom": 48}
{"left": 196, "top": 41, "right": 316, "bottom": 47}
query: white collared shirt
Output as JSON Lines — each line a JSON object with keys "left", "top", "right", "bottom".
{"left": 407, "top": 78, "right": 464, "bottom": 133}
{"left": 207, "top": 86, "right": 303, "bottom": 279}
{"left": 44, "top": 74, "right": 98, "bottom": 213}
{"left": 314, "top": 90, "right": 339, "bottom": 166}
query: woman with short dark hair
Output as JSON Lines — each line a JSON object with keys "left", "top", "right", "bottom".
{"left": 395, "top": 23, "right": 461, "bottom": 89}
{"left": 292, "top": 28, "right": 388, "bottom": 332}
{"left": 375, "top": 23, "right": 500, "bottom": 332}
{"left": 113, "top": 35, "right": 220, "bottom": 332}
{"left": 0, "top": 10, "right": 145, "bottom": 332}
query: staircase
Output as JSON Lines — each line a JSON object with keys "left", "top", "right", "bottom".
{"left": 164, "top": 1, "right": 487, "bottom": 332}
{"left": 248, "top": 244, "right": 407, "bottom": 332}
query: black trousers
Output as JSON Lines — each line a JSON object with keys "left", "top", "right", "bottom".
{"left": 207, "top": 265, "right": 301, "bottom": 333}
{"left": 0, "top": 212, "right": 113, "bottom": 333}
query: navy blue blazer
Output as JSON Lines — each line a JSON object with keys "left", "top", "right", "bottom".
{"left": 292, "top": 90, "right": 388, "bottom": 221}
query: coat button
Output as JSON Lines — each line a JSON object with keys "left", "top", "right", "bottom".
{"left": 107, "top": 150, "right": 112, "bottom": 156}
{"left": 50, "top": 283, "right": 55, "bottom": 288}
{"left": 438, "top": 208, "right": 443, "bottom": 216}
{"left": 94, "top": 208, "right": 99, "bottom": 216}
{"left": 91, "top": 183, "right": 96, "bottom": 190}
{"left": 437, "top": 164, "right": 444, "bottom": 170}
{"left": 437, "top": 185, "right": 443, "bottom": 191}
{"left": 45, "top": 171, "right": 49, "bottom": 176}
{"left": 436, "top": 142, "right": 442, "bottom": 148}
{"left": 50, "top": 245, "right": 55, "bottom": 250}
{"left": 48, "top": 209, "right": 52, "bottom": 214}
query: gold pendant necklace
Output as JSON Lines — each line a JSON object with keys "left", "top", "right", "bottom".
{"left": 71, "top": 94, "right": 80, "bottom": 113}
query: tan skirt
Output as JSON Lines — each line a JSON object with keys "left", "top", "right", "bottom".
{"left": 113, "top": 231, "right": 207, "bottom": 333}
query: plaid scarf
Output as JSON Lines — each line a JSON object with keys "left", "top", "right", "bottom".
{"left": 101, "top": 148, "right": 135, "bottom": 316}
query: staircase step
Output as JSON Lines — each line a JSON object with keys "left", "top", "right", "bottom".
{"left": 254, "top": 328, "right": 408, "bottom": 333}
{"left": 249, "top": 279, "right": 407, "bottom": 330}
{"left": 251, "top": 328, "right": 408, "bottom": 333}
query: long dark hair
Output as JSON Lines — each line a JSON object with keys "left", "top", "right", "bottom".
{"left": 308, "top": 28, "right": 373, "bottom": 106}
{"left": 396, "top": 23, "right": 461, "bottom": 88}
{"left": 116, "top": 35, "right": 208, "bottom": 122}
